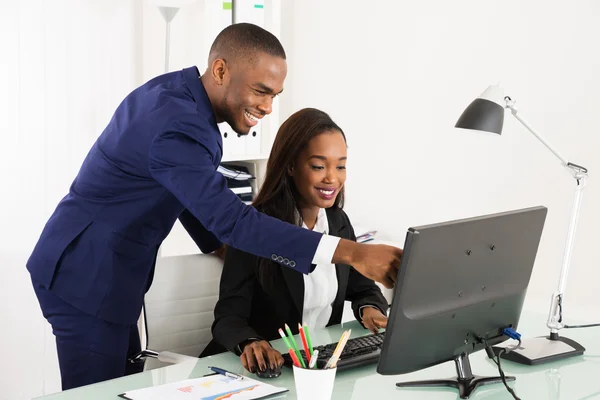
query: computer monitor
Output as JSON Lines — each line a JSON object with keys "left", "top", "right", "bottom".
{"left": 377, "top": 206, "right": 548, "bottom": 399}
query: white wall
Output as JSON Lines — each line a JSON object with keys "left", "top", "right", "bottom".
{"left": 1, "top": 1, "right": 143, "bottom": 398}
{"left": 279, "top": 0, "right": 600, "bottom": 321}
{"left": 1, "top": 1, "right": 167, "bottom": 398}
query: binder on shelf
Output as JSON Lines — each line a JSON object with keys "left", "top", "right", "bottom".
{"left": 245, "top": 120, "right": 262, "bottom": 156}
{"left": 219, "top": 122, "right": 248, "bottom": 159}
{"left": 219, "top": 122, "right": 262, "bottom": 159}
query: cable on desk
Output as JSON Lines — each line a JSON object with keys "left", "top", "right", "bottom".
{"left": 564, "top": 323, "right": 600, "bottom": 329}
{"left": 558, "top": 295, "right": 600, "bottom": 329}
{"left": 482, "top": 337, "right": 522, "bottom": 400}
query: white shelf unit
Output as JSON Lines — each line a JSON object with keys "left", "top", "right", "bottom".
{"left": 222, "top": 158, "right": 268, "bottom": 196}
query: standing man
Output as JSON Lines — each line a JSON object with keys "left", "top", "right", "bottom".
{"left": 27, "top": 23, "right": 402, "bottom": 390}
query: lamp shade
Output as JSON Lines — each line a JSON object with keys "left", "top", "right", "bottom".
{"left": 455, "top": 85, "right": 506, "bottom": 135}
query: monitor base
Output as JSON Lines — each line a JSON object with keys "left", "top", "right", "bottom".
{"left": 396, "top": 352, "right": 514, "bottom": 399}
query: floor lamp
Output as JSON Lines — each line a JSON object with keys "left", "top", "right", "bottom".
{"left": 154, "top": 0, "right": 197, "bottom": 73}
{"left": 455, "top": 85, "right": 590, "bottom": 365}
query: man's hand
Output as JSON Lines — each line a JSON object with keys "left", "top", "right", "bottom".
{"left": 239, "top": 340, "right": 283, "bottom": 373}
{"left": 361, "top": 307, "right": 388, "bottom": 334}
{"left": 333, "top": 240, "right": 402, "bottom": 289}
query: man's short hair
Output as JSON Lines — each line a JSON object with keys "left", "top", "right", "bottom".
{"left": 209, "top": 22, "right": 286, "bottom": 65}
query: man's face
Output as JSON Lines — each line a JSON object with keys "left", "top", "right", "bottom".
{"left": 219, "top": 53, "right": 286, "bottom": 136}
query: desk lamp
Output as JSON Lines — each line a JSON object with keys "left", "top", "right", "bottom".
{"left": 455, "top": 85, "right": 589, "bottom": 365}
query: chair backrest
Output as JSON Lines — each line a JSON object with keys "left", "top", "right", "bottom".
{"left": 142, "top": 253, "right": 223, "bottom": 370}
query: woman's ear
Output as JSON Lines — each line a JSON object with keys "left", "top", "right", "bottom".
{"left": 287, "top": 164, "right": 294, "bottom": 176}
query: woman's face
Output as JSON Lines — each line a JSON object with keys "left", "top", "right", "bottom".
{"left": 289, "top": 130, "right": 347, "bottom": 210}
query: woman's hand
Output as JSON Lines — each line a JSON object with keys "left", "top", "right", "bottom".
{"left": 361, "top": 307, "right": 388, "bottom": 333}
{"left": 239, "top": 340, "right": 284, "bottom": 373}
{"left": 212, "top": 244, "right": 226, "bottom": 260}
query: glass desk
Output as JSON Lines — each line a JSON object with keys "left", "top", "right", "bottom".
{"left": 34, "top": 311, "right": 600, "bottom": 399}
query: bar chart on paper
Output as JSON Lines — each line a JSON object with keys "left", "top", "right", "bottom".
{"left": 119, "top": 375, "right": 287, "bottom": 400}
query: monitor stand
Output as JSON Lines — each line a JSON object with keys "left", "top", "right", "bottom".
{"left": 396, "top": 352, "right": 514, "bottom": 399}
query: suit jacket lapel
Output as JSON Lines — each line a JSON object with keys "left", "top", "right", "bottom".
{"left": 328, "top": 209, "right": 350, "bottom": 321}
{"left": 281, "top": 264, "right": 305, "bottom": 318}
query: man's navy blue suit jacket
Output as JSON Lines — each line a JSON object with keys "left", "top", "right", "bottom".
{"left": 27, "top": 66, "right": 322, "bottom": 325}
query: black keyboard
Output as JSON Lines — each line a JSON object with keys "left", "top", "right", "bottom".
{"left": 282, "top": 332, "right": 385, "bottom": 371}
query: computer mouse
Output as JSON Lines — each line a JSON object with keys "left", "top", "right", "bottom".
{"left": 255, "top": 365, "right": 282, "bottom": 379}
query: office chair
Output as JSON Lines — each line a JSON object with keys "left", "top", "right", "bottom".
{"left": 129, "top": 253, "right": 224, "bottom": 370}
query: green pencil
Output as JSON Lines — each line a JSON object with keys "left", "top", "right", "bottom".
{"left": 303, "top": 323, "right": 314, "bottom": 355}
{"left": 285, "top": 323, "right": 306, "bottom": 368}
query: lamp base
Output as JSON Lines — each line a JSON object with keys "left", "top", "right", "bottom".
{"left": 492, "top": 334, "right": 585, "bottom": 366}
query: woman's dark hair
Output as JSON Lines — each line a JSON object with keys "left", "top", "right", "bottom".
{"left": 252, "top": 107, "right": 347, "bottom": 290}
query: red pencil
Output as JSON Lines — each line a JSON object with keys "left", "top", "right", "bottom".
{"left": 298, "top": 323, "right": 311, "bottom": 363}
{"left": 288, "top": 348, "right": 302, "bottom": 367}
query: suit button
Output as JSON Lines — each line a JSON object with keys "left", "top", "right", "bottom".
{"left": 283, "top": 258, "right": 289, "bottom": 265}
{"left": 271, "top": 254, "right": 278, "bottom": 260}
{"left": 277, "top": 256, "right": 284, "bottom": 262}
{"left": 290, "top": 261, "right": 296, "bottom": 268}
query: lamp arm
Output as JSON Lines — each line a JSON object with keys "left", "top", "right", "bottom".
{"left": 504, "top": 98, "right": 589, "bottom": 333}
{"left": 505, "top": 102, "right": 570, "bottom": 167}
{"left": 546, "top": 174, "right": 587, "bottom": 332}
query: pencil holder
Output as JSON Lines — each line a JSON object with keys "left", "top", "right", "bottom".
{"left": 292, "top": 365, "right": 337, "bottom": 400}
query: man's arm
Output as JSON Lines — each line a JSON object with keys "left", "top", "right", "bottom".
{"left": 148, "top": 122, "right": 322, "bottom": 274}
{"left": 311, "top": 234, "right": 402, "bottom": 289}
{"left": 334, "top": 239, "right": 402, "bottom": 289}
{"left": 178, "top": 208, "right": 222, "bottom": 254}
{"left": 148, "top": 119, "right": 401, "bottom": 286}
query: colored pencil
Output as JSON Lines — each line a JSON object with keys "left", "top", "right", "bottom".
{"left": 284, "top": 323, "right": 306, "bottom": 368}
{"left": 288, "top": 347, "right": 302, "bottom": 367}
{"left": 298, "top": 323, "right": 311, "bottom": 363}
{"left": 278, "top": 328, "right": 292, "bottom": 350}
{"left": 303, "top": 323, "right": 314, "bottom": 355}
{"left": 325, "top": 329, "right": 351, "bottom": 369}
{"left": 308, "top": 349, "right": 319, "bottom": 369}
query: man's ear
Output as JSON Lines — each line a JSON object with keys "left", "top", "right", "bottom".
{"left": 211, "top": 58, "right": 227, "bottom": 85}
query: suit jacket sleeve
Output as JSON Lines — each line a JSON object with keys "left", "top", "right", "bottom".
{"left": 178, "top": 208, "right": 222, "bottom": 254}
{"left": 341, "top": 211, "right": 389, "bottom": 323}
{"left": 211, "top": 246, "right": 263, "bottom": 354}
{"left": 148, "top": 118, "right": 322, "bottom": 274}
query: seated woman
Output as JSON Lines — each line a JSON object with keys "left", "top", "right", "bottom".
{"left": 200, "top": 108, "right": 388, "bottom": 373}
